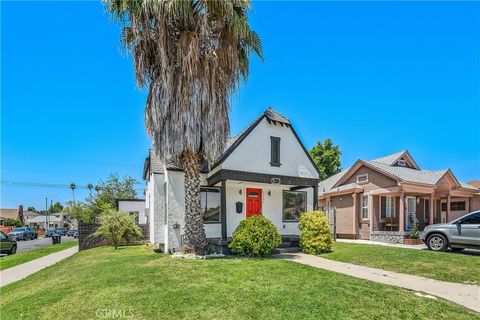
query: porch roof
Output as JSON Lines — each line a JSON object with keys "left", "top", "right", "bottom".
{"left": 207, "top": 169, "right": 319, "bottom": 187}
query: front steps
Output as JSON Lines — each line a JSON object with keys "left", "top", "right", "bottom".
{"left": 273, "top": 235, "right": 301, "bottom": 254}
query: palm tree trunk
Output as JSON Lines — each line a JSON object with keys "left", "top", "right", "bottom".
{"left": 182, "top": 151, "right": 207, "bottom": 255}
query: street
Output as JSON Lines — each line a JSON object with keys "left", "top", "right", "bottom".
{"left": 16, "top": 237, "right": 77, "bottom": 253}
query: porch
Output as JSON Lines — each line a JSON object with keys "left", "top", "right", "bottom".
{"left": 207, "top": 235, "right": 300, "bottom": 255}
{"left": 361, "top": 185, "right": 476, "bottom": 244}
{"left": 205, "top": 169, "right": 320, "bottom": 240}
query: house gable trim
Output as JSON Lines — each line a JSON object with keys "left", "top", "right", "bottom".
{"left": 333, "top": 160, "right": 400, "bottom": 188}
{"left": 207, "top": 169, "right": 320, "bottom": 187}
{"left": 210, "top": 108, "right": 321, "bottom": 177}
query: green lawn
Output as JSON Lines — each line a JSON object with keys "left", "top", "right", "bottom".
{"left": 1, "top": 245, "right": 477, "bottom": 319}
{"left": 321, "top": 242, "right": 480, "bottom": 285}
{"left": 0, "top": 240, "right": 78, "bottom": 271}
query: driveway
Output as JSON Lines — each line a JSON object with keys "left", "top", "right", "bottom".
{"left": 16, "top": 237, "right": 77, "bottom": 253}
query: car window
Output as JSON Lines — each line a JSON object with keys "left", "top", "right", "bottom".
{"left": 461, "top": 212, "right": 480, "bottom": 225}
{"left": 14, "top": 228, "right": 25, "bottom": 231}
{"left": 0, "top": 232, "right": 5, "bottom": 240}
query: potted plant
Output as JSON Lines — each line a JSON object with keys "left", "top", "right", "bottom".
{"left": 404, "top": 218, "right": 422, "bottom": 245}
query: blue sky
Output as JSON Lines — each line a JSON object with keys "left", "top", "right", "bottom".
{"left": 2, "top": 1, "right": 479, "bottom": 209}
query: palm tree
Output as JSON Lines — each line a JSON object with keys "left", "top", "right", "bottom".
{"left": 104, "top": 0, "right": 262, "bottom": 254}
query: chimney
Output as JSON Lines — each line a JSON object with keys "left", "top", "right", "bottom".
{"left": 18, "top": 205, "right": 25, "bottom": 224}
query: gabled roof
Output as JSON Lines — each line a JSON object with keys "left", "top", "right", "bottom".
{"left": 143, "top": 107, "right": 320, "bottom": 179}
{"left": 319, "top": 150, "right": 474, "bottom": 195}
{"left": 209, "top": 107, "right": 320, "bottom": 176}
{"left": 370, "top": 150, "right": 419, "bottom": 169}
{"left": 0, "top": 209, "right": 20, "bottom": 220}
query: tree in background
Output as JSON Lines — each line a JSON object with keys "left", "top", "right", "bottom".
{"left": 26, "top": 207, "right": 36, "bottom": 212}
{"left": 309, "top": 139, "right": 342, "bottom": 181}
{"left": 87, "top": 173, "right": 137, "bottom": 215}
{"left": 50, "top": 202, "right": 64, "bottom": 213}
{"left": 105, "top": 0, "right": 262, "bottom": 254}
{"left": 69, "top": 173, "right": 138, "bottom": 223}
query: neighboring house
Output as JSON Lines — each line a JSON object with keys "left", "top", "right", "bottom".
{"left": 318, "top": 150, "right": 480, "bottom": 243}
{"left": 144, "top": 108, "right": 320, "bottom": 252}
{"left": 25, "top": 214, "right": 63, "bottom": 229}
{"left": 0, "top": 205, "right": 25, "bottom": 225}
{"left": 115, "top": 199, "right": 147, "bottom": 224}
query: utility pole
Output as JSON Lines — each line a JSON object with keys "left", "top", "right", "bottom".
{"left": 45, "top": 197, "right": 48, "bottom": 232}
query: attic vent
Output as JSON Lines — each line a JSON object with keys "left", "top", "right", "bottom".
{"left": 397, "top": 159, "right": 406, "bottom": 167}
{"left": 270, "top": 136, "right": 281, "bottom": 167}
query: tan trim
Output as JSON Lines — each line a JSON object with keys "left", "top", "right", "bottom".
{"left": 319, "top": 187, "right": 363, "bottom": 198}
{"left": 399, "top": 192, "right": 405, "bottom": 232}
{"left": 333, "top": 160, "right": 401, "bottom": 188}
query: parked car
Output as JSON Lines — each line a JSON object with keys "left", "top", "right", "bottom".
{"left": 54, "top": 227, "right": 67, "bottom": 236}
{"left": 420, "top": 211, "right": 480, "bottom": 251}
{"left": 45, "top": 229, "right": 56, "bottom": 237}
{"left": 0, "top": 231, "right": 17, "bottom": 255}
{"left": 66, "top": 228, "right": 78, "bottom": 238}
{"left": 8, "top": 227, "right": 37, "bottom": 241}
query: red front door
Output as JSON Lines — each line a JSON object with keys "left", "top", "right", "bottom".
{"left": 246, "top": 188, "right": 262, "bottom": 218}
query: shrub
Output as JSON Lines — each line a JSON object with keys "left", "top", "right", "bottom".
{"left": 3, "top": 218, "right": 22, "bottom": 227}
{"left": 229, "top": 215, "right": 281, "bottom": 257}
{"left": 94, "top": 209, "right": 142, "bottom": 249}
{"left": 409, "top": 218, "right": 420, "bottom": 239}
{"left": 299, "top": 211, "right": 332, "bottom": 254}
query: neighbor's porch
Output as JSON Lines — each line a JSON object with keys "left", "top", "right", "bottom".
{"left": 359, "top": 185, "right": 476, "bottom": 244}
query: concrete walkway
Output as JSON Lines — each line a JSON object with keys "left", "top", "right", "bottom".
{"left": 337, "top": 238, "right": 427, "bottom": 250}
{"left": 0, "top": 246, "right": 78, "bottom": 287}
{"left": 277, "top": 253, "right": 480, "bottom": 313}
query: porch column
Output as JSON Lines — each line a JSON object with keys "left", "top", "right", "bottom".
{"left": 221, "top": 180, "right": 227, "bottom": 239}
{"left": 399, "top": 192, "right": 405, "bottom": 232}
{"left": 313, "top": 186, "right": 318, "bottom": 210}
{"left": 446, "top": 194, "right": 451, "bottom": 223}
{"left": 467, "top": 197, "right": 472, "bottom": 213}
{"left": 368, "top": 194, "right": 374, "bottom": 233}
{"left": 429, "top": 194, "right": 434, "bottom": 225}
{"left": 352, "top": 193, "right": 357, "bottom": 238}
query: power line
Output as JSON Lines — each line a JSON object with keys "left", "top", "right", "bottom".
{"left": 1, "top": 180, "right": 144, "bottom": 191}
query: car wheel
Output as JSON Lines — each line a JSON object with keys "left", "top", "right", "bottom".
{"left": 427, "top": 234, "right": 448, "bottom": 252}
{"left": 9, "top": 245, "right": 17, "bottom": 255}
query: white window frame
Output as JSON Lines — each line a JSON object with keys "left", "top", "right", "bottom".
{"left": 379, "top": 196, "right": 395, "bottom": 219}
{"left": 361, "top": 195, "right": 369, "bottom": 219}
{"left": 356, "top": 173, "right": 369, "bottom": 184}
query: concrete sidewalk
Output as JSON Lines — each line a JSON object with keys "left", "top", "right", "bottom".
{"left": 277, "top": 252, "right": 480, "bottom": 313}
{"left": 336, "top": 238, "right": 427, "bottom": 250}
{"left": 0, "top": 246, "right": 78, "bottom": 287}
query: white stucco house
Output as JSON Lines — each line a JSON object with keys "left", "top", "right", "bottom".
{"left": 115, "top": 199, "right": 147, "bottom": 225}
{"left": 143, "top": 108, "right": 320, "bottom": 253}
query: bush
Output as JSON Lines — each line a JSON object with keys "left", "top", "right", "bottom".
{"left": 228, "top": 216, "right": 281, "bottom": 257}
{"left": 3, "top": 218, "right": 22, "bottom": 227}
{"left": 94, "top": 209, "right": 142, "bottom": 249}
{"left": 299, "top": 211, "right": 332, "bottom": 254}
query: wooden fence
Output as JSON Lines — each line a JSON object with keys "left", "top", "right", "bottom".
{"left": 78, "top": 222, "right": 149, "bottom": 250}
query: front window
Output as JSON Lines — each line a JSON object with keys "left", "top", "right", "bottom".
{"left": 201, "top": 187, "right": 221, "bottom": 223}
{"left": 441, "top": 201, "right": 466, "bottom": 211}
{"left": 283, "top": 191, "right": 306, "bottom": 222}
{"left": 380, "top": 196, "right": 394, "bottom": 219}
{"left": 129, "top": 211, "right": 139, "bottom": 224}
{"left": 361, "top": 195, "right": 368, "bottom": 219}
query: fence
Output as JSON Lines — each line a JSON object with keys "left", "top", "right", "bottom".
{"left": 78, "top": 222, "right": 149, "bottom": 250}
{"left": 322, "top": 206, "right": 337, "bottom": 241}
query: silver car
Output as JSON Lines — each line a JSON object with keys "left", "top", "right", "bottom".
{"left": 420, "top": 211, "right": 480, "bottom": 251}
